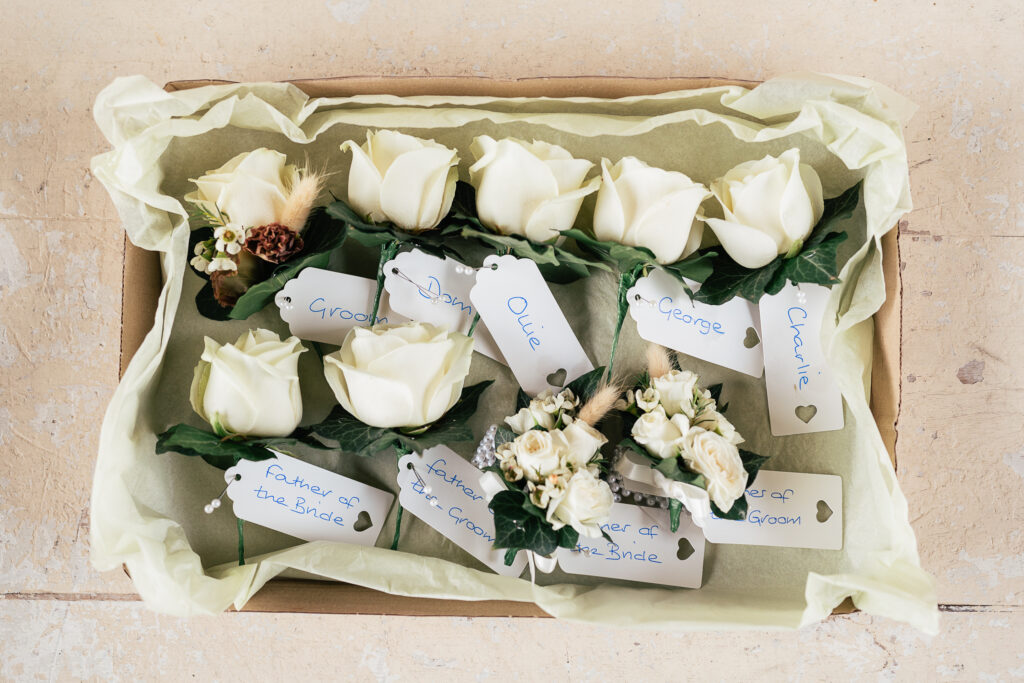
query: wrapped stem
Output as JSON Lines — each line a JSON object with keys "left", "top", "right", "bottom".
{"left": 606, "top": 265, "right": 643, "bottom": 381}
{"left": 467, "top": 312, "right": 481, "bottom": 337}
{"left": 371, "top": 240, "right": 401, "bottom": 324}
{"left": 390, "top": 443, "right": 414, "bottom": 551}
{"left": 237, "top": 518, "right": 246, "bottom": 566}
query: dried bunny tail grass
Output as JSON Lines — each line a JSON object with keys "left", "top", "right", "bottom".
{"left": 280, "top": 165, "right": 327, "bottom": 233}
{"left": 578, "top": 382, "right": 622, "bottom": 427}
{"left": 646, "top": 343, "right": 674, "bottom": 380}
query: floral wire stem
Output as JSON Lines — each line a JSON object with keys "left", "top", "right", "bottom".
{"left": 467, "top": 312, "right": 481, "bottom": 336}
{"left": 390, "top": 443, "right": 414, "bottom": 551}
{"left": 371, "top": 239, "right": 401, "bottom": 324}
{"left": 237, "top": 518, "right": 245, "bottom": 566}
{"left": 606, "top": 263, "right": 645, "bottom": 381}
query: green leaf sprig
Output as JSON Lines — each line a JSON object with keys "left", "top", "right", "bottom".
{"left": 692, "top": 181, "right": 862, "bottom": 305}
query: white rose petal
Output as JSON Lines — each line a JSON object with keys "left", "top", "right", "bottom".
{"left": 323, "top": 322, "right": 473, "bottom": 429}
{"left": 682, "top": 428, "right": 748, "bottom": 513}
{"left": 513, "top": 430, "right": 564, "bottom": 481}
{"left": 546, "top": 469, "right": 613, "bottom": 538}
{"left": 559, "top": 420, "right": 607, "bottom": 471}
{"left": 631, "top": 407, "right": 683, "bottom": 459}
{"left": 186, "top": 148, "right": 298, "bottom": 229}
{"left": 341, "top": 130, "right": 459, "bottom": 232}
{"left": 651, "top": 369, "right": 699, "bottom": 418}
{"left": 706, "top": 148, "right": 825, "bottom": 269}
{"left": 190, "top": 328, "right": 306, "bottom": 437}
{"left": 469, "top": 136, "right": 598, "bottom": 243}
{"left": 593, "top": 157, "right": 711, "bottom": 265}
{"left": 505, "top": 404, "right": 556, "bottom": 434}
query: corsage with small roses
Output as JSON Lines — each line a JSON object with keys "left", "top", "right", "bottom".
{"left": 472, "top": 368, "right": 619, "bottom": 568}
{"left": 613, "top": 345, "right": 769, "bottom": 532}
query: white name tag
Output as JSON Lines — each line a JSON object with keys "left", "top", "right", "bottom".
{"left": 701, "top": 470, "right": 843, "bottom": 550}
{"left": 627, "top": 268, "right": 764, "bottom": 377}
{"left": 759, "top": 283, "right": 844, "bottom": 435}
{"left": 224, "top": 452, "right": 394, "bottom": 546}
{"left": 275, "top": 268, "right": 407, "bottom": 345}
{"left": 396, "top": 447, "right": 528, "bottom": 577}
{"left": 555, "top": 502, "right": 705, "bottom": 588}
{"left": 470, "top": 255, "right": 594, "bottom": 396}
{"left": 383, "top": 249, "right": 505, "bottom": 365}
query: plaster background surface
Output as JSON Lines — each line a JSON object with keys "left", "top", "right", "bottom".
{"left": 1, "top": 0, "right": 1021, "bottom": 679}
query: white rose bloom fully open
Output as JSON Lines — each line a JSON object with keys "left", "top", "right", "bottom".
{"left": 341, "top": 130, "right": 459, "bottom": 233}
{"left": 547, "top": 469, "right": 614, "bottom": 538}
{"left": 631, "top": 407, "right": 685, "bottom": 459}
{"left": 593, "top": 157, "right": 710, "bottom": 265}
{"left": 705, "top": 148, "right": 825, "bottom": 269}
{"left": 323, "top": 322, "right": 474, "bottom": 429}
{"left": 651, "top": 370, "right": 699, "bottom": 418}
{"left": 186, "top": 148, "right": 299, "bottom": 229}
{"left": 190, "top": 329, "right": 306, "bottom": 437}
{"left": 513, "top": 430, "right": 564, "bottom": 481}
{"left": 469, "top": 136, "right": 599, "bottom": 243}
{"left": 682, "top": 428, "right": 748, "bottom": 512}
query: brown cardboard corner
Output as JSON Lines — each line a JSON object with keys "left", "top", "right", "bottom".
{"left": 114, "top": 75, "right": 904, "bottom": 622}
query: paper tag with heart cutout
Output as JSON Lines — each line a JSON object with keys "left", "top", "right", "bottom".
{"left": 275, "top": 268, "right": 408, "bottom": 345}
{"left": 383, "top": 249, "right": 505, "bottom": 365}
{"left": 627, "top": 268, "right": 764, "bottom": 377}
{"left": 700, "top": 470, "right": 843, "bottom": 550}
{"left": 555, "top": 502, "right": 705, "bottom": 588}
{"left": 396, "top": 447, "right": 528, "bottom": 577}
{"left": 223, "top": 452, "right": 394, "bottom": 546}
{"left": 470, "top": 254, "right": 594, "bottom": 396}
{"left": 759, "top": 282, "right": 844, "bottom": 435}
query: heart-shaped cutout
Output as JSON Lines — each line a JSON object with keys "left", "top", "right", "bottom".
{"left": 546, "top": 368, "right": 567, "bottom": 387}
{"left": 743, "top": 326, "right": 760, "bottom": 349}
{"left": 353, "top": 510, "right": 373, "bottom": 532}
{"left": 816, "top": 500, "right": 833, "bottom": 523}
{"left": 795, "top": 404, "right": 817, "bottom": 423}
{"left": 815, "top": 501, "right": 831, "bottom": 524}
{"left": 676, "top": 538, "right": 695, "bottom": 561}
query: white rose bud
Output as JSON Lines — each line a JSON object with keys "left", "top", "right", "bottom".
{"left": 593, "top": 157, "right": 710, "bottom": 264}
{"left": 559, "top": 421, "right": 608, "bottom": 471}
{"left": 651, "top": 370, "right": 699, "bottom": 418}
{"left": 513, "top": 430, "right": 563, "bottom": 481}
{"left": 186, "top": 148, "right": 299, "bottom": 229}
{"left": 190, "top": 329, "right": 306, "bottom": 437}
{"left": 505, "top": 403, "right": 556, "bottom": 434}
{"left": 682, "top": 428, "right": 748, "bottom": 512}
{"left": 630, "top": 407, "right": 683, "bottom": 459}
{"left": 468, "top": 136, "right": 599, "bottom": 243}
{"left": 706, "top": 148, "right": 825, "bottom": 269}
{"left": 547, "top": 469, "right": 614, "bottom": 538}
{"left": 323, "top": 322, "right": 473, "bottom": 429}
{"left": 341, "top": 130, "right": 459, "bottom": 233}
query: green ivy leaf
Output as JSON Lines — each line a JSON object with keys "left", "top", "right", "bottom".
{"left": 494, "top": 425, "right": 518, "bottom": 447}
{"left": 458, "top": 226, "right": 606, "bottom": 282}
{"left": 563, "top": 228, "right": 717, "bottom": 287}
{"left": 308, "top": 381, "right": 494, "bottom": 456}
{"left": 326, "top": 199, "right": 465, "bottom": 260}
{"left": 155, "top": 424, "right": 276, "bottom": 470}
{"left": 489, "top": 489, "right": 559, "bottom": 558}
{"left": 693, "top": 181, "right": 862, "bottom": 305}
{"left": 557, "top": 525, "right": 580, "bottom": 550}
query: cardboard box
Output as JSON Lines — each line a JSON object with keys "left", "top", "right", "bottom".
{"left": 118, "top": 76, "right": 901, "bottom": 617}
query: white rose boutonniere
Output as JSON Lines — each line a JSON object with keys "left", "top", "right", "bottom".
{"left": 593, "top": 157, "right": 710, "bottom": 265}
{"left": 681, "top": 428, "right": 748, "bottom": 513}
{"left": 189, "top": 328, "right": 306, "bottom": 437}
{"left": 341, "top": 130, "right": 460, "bottom": 233}
{"left": 468, "top": 136, "right": 599, "bottom": 243}
{"left": 321, "top": 322, "right": 474, "bottom": 430}
{"left": 705, "top": 149, "right": 824, "bottom": 269}
{"left": 546, "top": 469, "right": 614, "bottom": 539}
